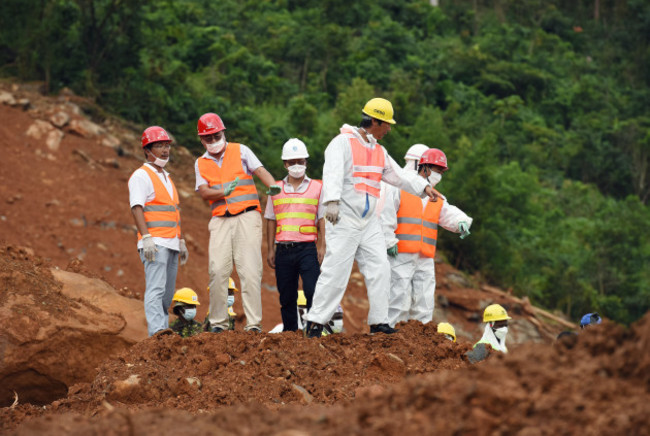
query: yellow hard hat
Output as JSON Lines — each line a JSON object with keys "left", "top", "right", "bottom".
{"left": 228, "top": 277, "right": 238, "bottom": 292}
{"left": 297, "top": 290, "right": 307, "bottom": 306}
{"left": 437, "top": 322, "right": 456, "bottom": 342}
{"left": 172, "top": 287, "right": 200, "bottom": 305}
{"left": 362, "top": 98, "right": 396, "bottom": 124}
{"left": 483, "top": 304, "right": 511, "bottom": 323}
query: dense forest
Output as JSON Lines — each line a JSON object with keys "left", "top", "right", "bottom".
{"left": 1, "top": 0, "right": 649, "bottom": 324}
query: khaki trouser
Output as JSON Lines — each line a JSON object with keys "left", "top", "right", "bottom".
{"left": 208, "top": 210, "right": 263, "bottom": 330}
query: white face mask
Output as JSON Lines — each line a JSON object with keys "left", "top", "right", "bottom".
{"left": 227, "top": 295, "right": 235, "bottom": 307}
{"left": 153, "top": 156, "right": 169, "bottom": 168}
{"left": 493, "top": 326, "right": 508, "bottom": 341}
{"left": 288, "top": 164, "right": 306, "bottom": 178}
{"left": 206, "top": 137, "right": 226, "bottom": 154}
{"left": 428, "top": 171, "right": 442, "bottom": 187}
{"left": 182, "top": 307, "right": 197, "bottom": 321}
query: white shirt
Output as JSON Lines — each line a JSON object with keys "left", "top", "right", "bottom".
{"left": 263, "top": 175, "right": 325, "bottom": 220}
{"left": 128, "top": 163, "right": 180, "bottom": 251}
{"left": 321, "top": 124, "right": 429, "bottom": 229}
{"left": 194, "top": 143, "right": 263, "bottom": 190}
{"left": 380, "top": 173, "right": 473, "bottom": 249}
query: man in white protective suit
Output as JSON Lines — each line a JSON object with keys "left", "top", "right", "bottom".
{"left": 303, "top": 98, "right": 440, "bottom": 337}
{"left": 381, "top": 147, "right": 472, "bottom": 327}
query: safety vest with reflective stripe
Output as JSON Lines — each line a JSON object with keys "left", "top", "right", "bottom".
{"left": 341, "top": 127, "right": 385, "bottom": 198}
{"left": 272, "top": 179, "right": 322, "bottom": 242}
{"left": 136, "top": 165, "right": 181, "bottom": 240}
{"left": 395, "top": 190, "right": 443, "bottom": 258}
{"left": 196, "top": 143, "right": 261, "bottom": 217}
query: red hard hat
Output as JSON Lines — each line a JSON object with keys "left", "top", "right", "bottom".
{"left": 141, "top": 126, "right": 171, "bottom": 148}
{"left": 420, "top": 148, "right": 448, "bottom": 170}
{"left": 198, "top": 113, "right": 226, "bottom": 136}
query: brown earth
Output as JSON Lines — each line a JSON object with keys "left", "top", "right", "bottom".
{"left": 2, "top": 82, "right": 636, "bottom": 435}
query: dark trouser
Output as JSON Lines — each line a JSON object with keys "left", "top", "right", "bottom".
{"left": 275, "top": 241, "right": 320, "bottom": 331}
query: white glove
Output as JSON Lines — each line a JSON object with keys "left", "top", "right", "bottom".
{"left": 325, "top": 201, "right": 340, "bottom": 224}
{"left": 141, "top": 234, "right": 157, "bottom": 262}
{"left": 179, "top": 239, "right": 189, "bottom": 265}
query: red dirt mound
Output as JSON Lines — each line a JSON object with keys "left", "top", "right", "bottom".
{"left": 7, "top": 315, "right": 650, "bottom": 435}
{"left": 6, "top": 315, "right": 650, "bottom": 435}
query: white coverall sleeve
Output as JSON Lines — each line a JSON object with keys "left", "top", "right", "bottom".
{"left": 320, "top": 135, "right": 348, "bottom": 204}
{"left": 380, "top": 150, "right": 429, "bottom": 197}
{"left": 438, "top": 201, "right": 473, "bottom": 233}
{"left": 380, "top": 185, "right": 401, "bottom": 249}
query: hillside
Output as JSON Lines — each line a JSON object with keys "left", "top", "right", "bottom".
{"left": 0, "top": 83, "right": 603, "bottom": 433}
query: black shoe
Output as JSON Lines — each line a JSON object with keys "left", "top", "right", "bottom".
{"left": 246, "top": 327, "right": 262, "bottom": 333}
{"left": 369, "top": 324, "right": 398, "bottom": 335}
{"left": 210, "top": 326, "right": 225, "bottom": 333}
{"left": 304, "top": 321, "right": 324, "bottom": 338}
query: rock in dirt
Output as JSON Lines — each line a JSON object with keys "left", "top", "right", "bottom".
{"left": 25, "top": 119, "right": 55, "bottom": 140}
{"left": 0, "top": 90, "right": 16, "bottom": 105}
{"left": 68, "top": 119, "right": 105, "bottom": 138}
{"left": 46, "top": 129, "right": 64, "bottom": 151}
{"left": 0, "top": 245, "right": 147, "bottom": 409}
{"left": 49, "top": 111, "right": 70, "bottom": 128}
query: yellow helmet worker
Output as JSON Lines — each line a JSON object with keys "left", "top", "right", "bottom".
{"left": 437, "top": 322, "right": 456, "bottom": 342}
{"left": 362, "top": 98, "right": 396, "bottom": 124}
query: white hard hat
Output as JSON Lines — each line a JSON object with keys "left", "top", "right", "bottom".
{"left": 404, "top": 143, "right": 429, "bottom": 161}
{"left": 281, "top": 138, "right": 309, "bottom": 160}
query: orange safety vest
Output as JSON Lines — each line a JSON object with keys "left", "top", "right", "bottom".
{"left": 272, "top": 179, "right": 322, "bottom": 242}
{"left": 135, "top": 165, "right": 181, "bottom": 240}
{"left": 196, "top": 143, "right": 261, "bottom": 217}
{"left": 341, "top": 127, "right": 385, "bottom": 198}
{"left": 395, "top": 190, "right": 443, "bottom": 258}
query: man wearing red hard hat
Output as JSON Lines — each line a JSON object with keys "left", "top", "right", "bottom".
{"left": 194, "top": 113, "right": 280, "bottom": 333}
{"left": 380, "top": 147, "right": 472, "bottom": 328}
{"left": 128, "top": 126, "right": 189, "bottom": 336}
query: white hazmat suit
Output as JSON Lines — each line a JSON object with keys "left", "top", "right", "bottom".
{"left": 303, "top": 125, "right": 429, "bottom": 327}
{"left": 475, "top": 323, "right": 508, "bottom": 353}
{"left": 381, "top": 173, "right": 472, "bottom": 327}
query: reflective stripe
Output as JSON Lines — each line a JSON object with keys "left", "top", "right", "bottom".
{"left": 146, "top": 220, "right": 178, "bottom": 228}
{"left": 143, "top": 205, "right": 177, "bottom": 212}
{"left": 423, "top": 221, "right": 438, "bottom": 230}
{"left": 273, "top": 198, "right": 319, "bottom": 206}
{"left": 397, "top": 217, "right": 423, "bottom": 225}
{"left": 228, "top": 193, "right": 259, "bottom": 203}
{"left": 397, "top": 234, "right": 421, "bottom": 241}
{"left": 423, "top": 237, "right": 437, "bottom": 246}
{"left": 212, "top": 178, "right": 255, "bottom": 191}
{"left": 353, "top": 165, "right": 383, "bottom": 173}
{"left": 276, "top": 212, "right": 316, "bottom": 221}
{"left": 352, "top": 177, "right": 381, "bottom": 189}
{"left": 276, "top": 225, "right": 317, "bottom": 234}
{"left": 210, "top": 194, "right": 259, "bottom": 209}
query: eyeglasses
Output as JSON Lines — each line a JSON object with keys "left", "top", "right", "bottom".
{"left": 201, "top": 133, "right": 223, "bottom": 142}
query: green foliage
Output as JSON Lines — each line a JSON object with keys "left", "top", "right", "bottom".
{"left": 2, "top": 0, "right": 649, "bottom": 324}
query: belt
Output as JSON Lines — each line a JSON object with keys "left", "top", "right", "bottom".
{"left": 223, "top": 205, "right": 257, "bottom": 217}
{"left": 276, "top": 241, "right": 315, "bottom": 250}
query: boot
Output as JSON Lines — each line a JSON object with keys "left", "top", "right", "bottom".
{"left": 369, "top": 323, "right": 398, "bottom": 334}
